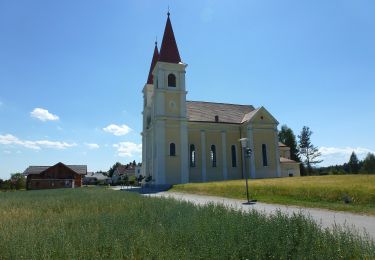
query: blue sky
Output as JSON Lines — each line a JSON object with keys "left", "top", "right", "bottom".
{"left": 1, "top": 0, "right": 374, "bottom": 179}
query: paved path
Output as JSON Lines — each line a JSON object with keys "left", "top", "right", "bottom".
{"left": 147, "top": 192, "right": 375, "bottom": 240}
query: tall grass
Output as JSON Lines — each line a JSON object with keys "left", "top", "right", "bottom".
{"left": 171, "top": 175, "right": 375, "bottom": 214}
{"left": 0, "top": 188, "right": 374, "bottom": 259}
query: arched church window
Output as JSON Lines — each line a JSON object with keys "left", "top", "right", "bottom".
{"left": 146, "top": 115, "right": 151, "bottom": 128}
{"left": 190, "top": 144, "right": 196, "bottom": 167}
{"left": 168, "top": 73, "right": 176, "bottom": 87}
{"left": 170, "top": 143, "right": 176, "bottom": 156}
{"left": 262, "top": 144, "right": 268, "bottom": 166}
{"left": 231, "top": 145, "right": 237, "bottom": 167}
{"left": 210, "top": 145, "right": 217, "bottom": 167}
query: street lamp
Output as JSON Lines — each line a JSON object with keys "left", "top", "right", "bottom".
{"left": 239, "top": 138, "right": 257, "bottom": 205}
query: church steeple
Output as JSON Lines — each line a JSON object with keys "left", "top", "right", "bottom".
{"left": 159, "top": 12, "right": 182, "bottom": 63}
{"left": 142, "top": 11, "right": 189, "bottom": 185}
{"left": 146, "top": 41, "right": 159, "bottom": 84}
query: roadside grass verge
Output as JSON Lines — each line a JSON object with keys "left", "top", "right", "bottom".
{"left": 170, "top": 175, "right": 375, "bottom": 215}
{"left": 0, "top": 188, "right": 374, "bottom": 259}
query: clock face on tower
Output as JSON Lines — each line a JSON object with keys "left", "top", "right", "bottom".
{"left": 169, "top": 100, "right": 176, "bottom": 111}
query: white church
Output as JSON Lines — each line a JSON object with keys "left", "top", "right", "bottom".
{"left": 141, "top": 13, "right": 300, "bottom": 185}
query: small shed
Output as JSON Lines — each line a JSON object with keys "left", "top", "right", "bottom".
{"left": 280, "top": 157, "right": 300, "bottom": 177}
{"left": 24, "top": 162, "right": 87, "bottom": 190}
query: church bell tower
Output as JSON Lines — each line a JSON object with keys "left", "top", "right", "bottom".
{"left": 142, "top": 12, "right": 189, "bottom": 185}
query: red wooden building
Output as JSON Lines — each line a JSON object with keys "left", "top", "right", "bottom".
{"left": 23, "top": 162, "right": 87, "bottom": 190}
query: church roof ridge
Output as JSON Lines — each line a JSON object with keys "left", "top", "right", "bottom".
{"left": 159, "top": 12, "right": 182, "bottom": 63}
{"left": 187, "top": 100, "right": 254, "bottom": 108}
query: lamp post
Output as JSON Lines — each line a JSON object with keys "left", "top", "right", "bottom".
{"left": 239, "top": 138, "right": 256, "bottom": 205}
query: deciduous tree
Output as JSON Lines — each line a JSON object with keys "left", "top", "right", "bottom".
{"left": 10, "top": 173, "right": 25, "bottom": 190}
{"left": 108, "top": 162, "right": 122, "bottom": 177}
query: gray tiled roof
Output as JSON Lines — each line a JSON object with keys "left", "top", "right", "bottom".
{"left": 241, "top": 109, "right": 259, "bottom": 123}
{"left": 66, "top": 165, "right": 87, "bottom": 175}
{"left": 186, "top": 101, "right": 255, "bottom": 124}
{"left": 84, "top": 172, "right": 110, "bottom": 180}
{"left": 280, "top": 157, "right": 298, "bottom": 163}
{"left": 113, "top": 165, "right": 135, "bottom": 176}
{"left": 23, "top": 164, "right": 87, "bottom": 175}
{"left": 23, "top": 166, "right": 49, "bottom": 175}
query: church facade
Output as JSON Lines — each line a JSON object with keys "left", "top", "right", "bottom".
{"left": 141, "top": 14, "right": 300, "bottom": 185}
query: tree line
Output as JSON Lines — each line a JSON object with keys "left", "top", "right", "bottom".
{"left": 318, "top": 152, "right": 375, "bottom": 175}
{"left": 279, "top": 124, "right": 375, "bottom": 175}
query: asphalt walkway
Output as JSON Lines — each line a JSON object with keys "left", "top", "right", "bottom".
{"left": 147, "top": 191, "right": 375, "bottom": 240}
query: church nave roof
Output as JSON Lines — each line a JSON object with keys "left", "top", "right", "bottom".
{"left": 186, "top": 101, "right": 255, "bottom": 124}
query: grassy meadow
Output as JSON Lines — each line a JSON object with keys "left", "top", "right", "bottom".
{"left": 0, "top": 188, "right": 374, "bottom": 259}
{"left": 171, "top": 175, "right": 375, "bottom": 215}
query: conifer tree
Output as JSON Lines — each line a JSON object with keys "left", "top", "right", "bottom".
{"left": 361, "top": 153, "right": 375, "bottom": 174}
{"left": 298, "top": 126, "right": 322, "bottom": 174}
{"left": 348, "top": 151, "right": 359, "bottom": 174}
{"left": 278, "top": 124, "right": 300, "bottom": 162}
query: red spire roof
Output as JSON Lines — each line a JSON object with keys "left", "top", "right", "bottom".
{"left": 159, "top": 13, "right": 181, "bottom": 63}
{"left": 146, "top": 42, "right": 159, "bottom": 84}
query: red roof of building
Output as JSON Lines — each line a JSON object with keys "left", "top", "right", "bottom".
{"left": 146, "top": 42, "right": 159, "bottom": 84}
{"left": 159, "top": 13, "right": 181, "bottom": 63}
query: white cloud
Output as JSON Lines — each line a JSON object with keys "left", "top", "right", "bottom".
{"left": 103, "top": 124, "right": 132, "bottom": 136}
{"left": 0, "top": 134, "right": 18, "bottom": 145}
{"left": 0, "top": 134, "right": 76, "bottom": 150}
{"left": 85, "top": 143, "right": 99, "bottom": 149}
{"left": 319, "top": 146, "right": 375, "bottom": 156}
{"left": 30, "top": 108, "right": 59, "bottom": 121}
{"left": 318, "top": 146, "right": 375, "bottom": 166}
{"left": 34, "top": 140, "right": 76, "bottom": 149}
{"left": 3, "top": 150, "right": 11, "bottom": 154}
{"left": 113, "top": 142, "right": 141, "bottom": 157}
